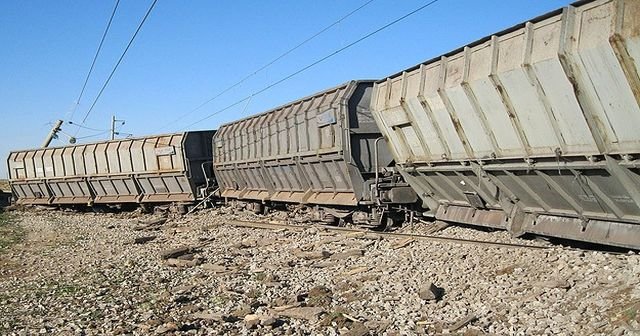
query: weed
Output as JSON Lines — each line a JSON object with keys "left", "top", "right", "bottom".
{"left": 30, "top": 280, "right": 81, "bottom": 298}
{"left": 56, "top": 284, "right": 80, "bottom": 295}
{"left": 622, "top": 301, "right": 640, "bottom": 323}
{"left": 246, "top": 288, "right": 261, "bottom": 299}
{"left": 254, "top": 272, "right": 266, "bottom": 281}
{"left": 211, "top": 294, "right": 230, "bottom": 306}
{"left": 0, "top": 213, "right": 24, "bottom": 251}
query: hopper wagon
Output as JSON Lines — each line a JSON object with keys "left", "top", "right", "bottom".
{"left": 212, "top": 81, "right": 417, "bottom": 225}
{"left": 7, "top": 131, "right": 215, "bottom": 208}
{"left": 370, "top": 0, "right": 640, "bottom": 248}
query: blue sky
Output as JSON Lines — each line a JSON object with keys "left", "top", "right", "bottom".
{"left": 0, "top": 0, "right": 574, "bottom": 178}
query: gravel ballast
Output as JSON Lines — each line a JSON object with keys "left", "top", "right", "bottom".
{"left": 0, "top": 208, "right": 638, "bottom": 335}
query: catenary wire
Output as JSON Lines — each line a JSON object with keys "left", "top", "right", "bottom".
{"left": 154, "top": 0, "right": 376, "bottom": 133}
{"left": 75, "top": 130, "right": 112, "bottom": 140}
{"left": 181, "top": 0, "right": 443, "bottom": 130}
{"left": 68, "top": 0, "right": 121, "bottom": 123}
{"left": 76, "top": 0, "right": 160, "bottom": 135}
{"left": 67, "top": 121, "right": 109, "bottom": 132}
{"left": 181, "top": 98, "right": 251, "bottom": 130}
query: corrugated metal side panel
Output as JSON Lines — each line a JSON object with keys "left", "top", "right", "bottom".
{"left": 7, "top": 131, "right": 210, "bottom": 204}
{"left": 372, "top": 0, "right": 639, "bottom": 162}
{"left": 370, "top": 0, "right": 640, "bottom": 248}
{"left": 213, "top": 82, "right": 360, "bottom": 206}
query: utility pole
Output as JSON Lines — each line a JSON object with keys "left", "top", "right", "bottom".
{"left": 110, "top": 115, "right": 116, "bottom": 140}
{"left": 42, "top": 120, "right": 64, "bottom": 148}
{"left": 110, "top": 115, "right": 126, "bottom": 140}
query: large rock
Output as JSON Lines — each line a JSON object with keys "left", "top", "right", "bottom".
{"left": 155, "top": 322, "right": 178, "bottom": 334}
{"left": 279, "top": 306, "right": 325, "bottom": 322}
{"left": 418, "top": 282, "right": 443, "bottom": 301}
{"left": 260, "top": 315, "right": 278, "bottom": 326}
{"left": 192, "top": 312, "right": 221, "bottom": 321}
{"left": 164, "top": 258, "right": 200, "bottom": 268}
{"left": 344, "top": 322, "right": 370, "bottom": 336}
{"left": 201, "top": 263, "right": 227, "bottom": 273}
{"left": 534, "top": 279, "right": 571, "bottom": 289}
{"left": 308, "top": 285, "right": 333, "bottom": 307}
{"left": 244, "top": 314, "right": 260, "bottom": 329}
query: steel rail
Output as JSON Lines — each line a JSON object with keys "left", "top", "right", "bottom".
{"left": 227, "top": 219, "right": 553, "bottom": 250}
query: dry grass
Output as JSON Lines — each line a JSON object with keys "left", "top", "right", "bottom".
{"left": 0, "top": 179, "right": 9, "bottom": 193}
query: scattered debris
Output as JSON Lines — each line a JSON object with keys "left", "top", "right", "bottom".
{"left": 341, "top": 313, "right": 360, "bottom": 322}
{"left": 134, "top": 217, "right": 167, "bottom": 230}
{"left": 534, "top": 279, "right": 571, "bottom": 289}
{"left": 423, "top": 220, "right": 450, "bottom": 234}
{"left": 133, "top": 235, "right": 157, "bottom": 244}
{"left": 341, "top": 266, "right": 370, "bottom": 276}
{"left": 330, "top": 249, "right": 364, "bottom": 260}
{"left": 164, "top": 258, "right": 200, "bottom": 268}
{"left": 293, "top": 249, "right": 332, "bottom": 260}
{"left": 392, "top": 238, "right": 415, "bottom": 249}
{"left": 160, "top": 246, "right": 192, "bottom": 260}
{"left": 449, "top": 314, "right": 477, "bottom": 332}
{"left": 0, "top": 209, "right": 634, "bottom": 335}
{"left": 201, "top": 263, "right": 227, "bottom": 273}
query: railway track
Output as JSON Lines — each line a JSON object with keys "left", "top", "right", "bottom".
{"left": 227, "top": 219, "right": 553, "bottom": 251}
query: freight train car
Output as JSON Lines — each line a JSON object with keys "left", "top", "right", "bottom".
{"left": 370, "top": 0, "right": 640, "bottom": 248}
{"left": 7, "top": 131, "right": 215, "bottom": 207}
{"left": 212, "top": 81, "right": 417, "bottom": 226}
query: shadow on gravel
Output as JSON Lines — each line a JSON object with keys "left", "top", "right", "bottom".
{"left": 540, "top": 235, "right": 636, "bottom": 254}
{"left": 421, "top": 221, "right": 635, "bottom": 254}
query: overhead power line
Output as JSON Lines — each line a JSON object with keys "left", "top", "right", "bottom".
{"left": 76, "top": 130, "right": 112, "bottom": 140}
{"left": 182, "top": 97, "right": 252, "bottom": 130}
{"left": 68, "top": 0, "right": 121, "bottom": 122}
{"left": 67, "top": 121, "right": 109, "bottom": 132}
{"left": 76, "top": 0, "right": 160, "bottom": 132}
{"left": 181, "top": 0, "right": 443, "bottom": 130}
{"left": 155, "top": 0, "right": 376, "bottom": 133}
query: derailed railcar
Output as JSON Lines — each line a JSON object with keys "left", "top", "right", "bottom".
{"left": 7, "top": 131, "right": 215, "bottom": 206}
{"left": 213, "top": 81, "right": 417, "bottom": 225}
{"left": 371, "top": 0, "right": 640, "bottom": 248}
